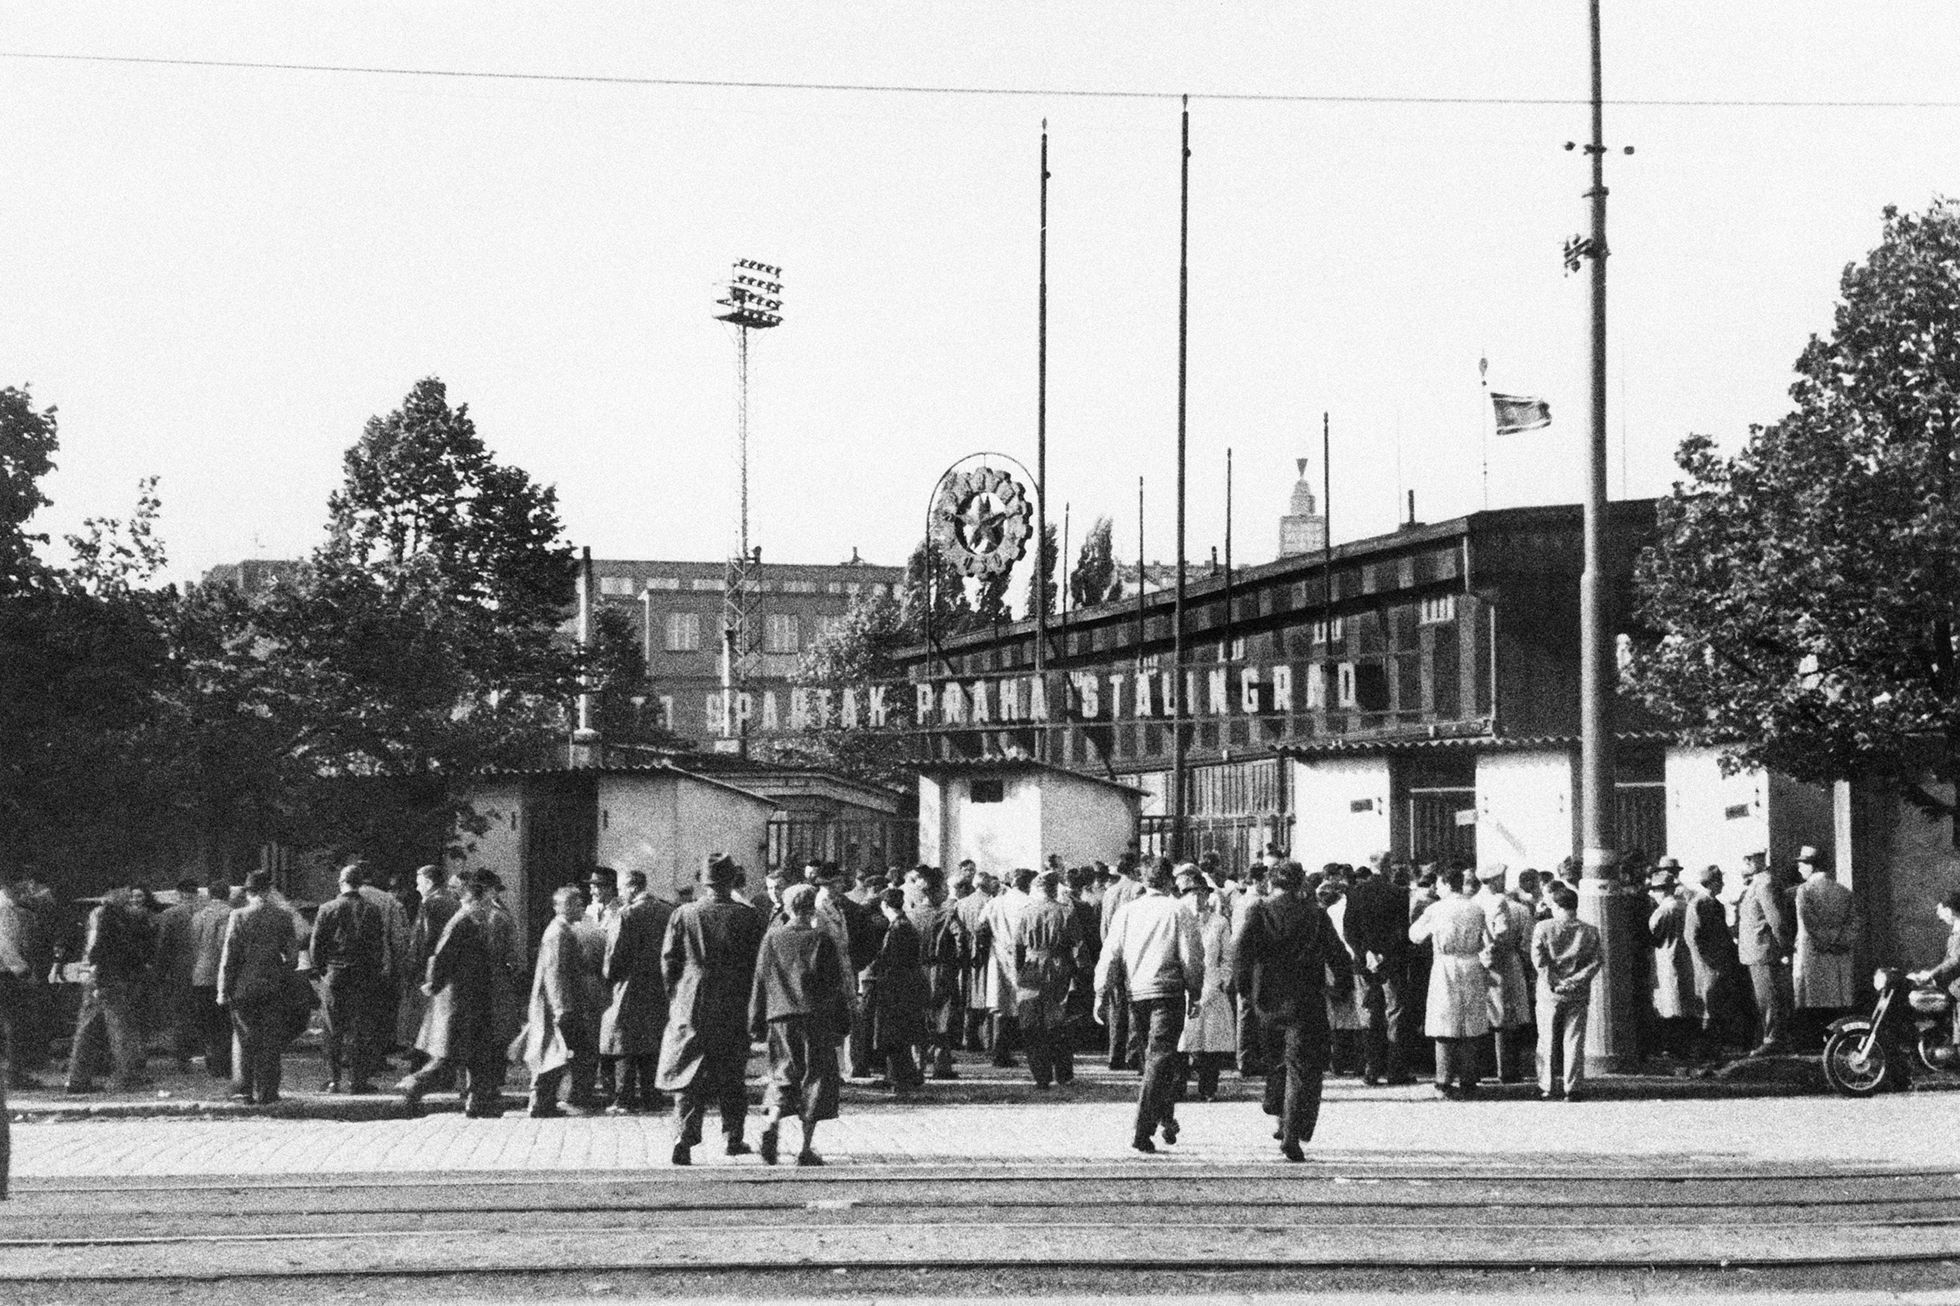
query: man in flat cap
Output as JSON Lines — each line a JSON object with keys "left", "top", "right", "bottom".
{"left": 1646, "top": 861, "right": 1699, "bottom": 1059}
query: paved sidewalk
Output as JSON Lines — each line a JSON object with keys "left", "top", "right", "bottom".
{"left": 11, "top": 1076, "right": 1957, "bottom": 1180}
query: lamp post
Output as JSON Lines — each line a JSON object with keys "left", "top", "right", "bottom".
{"left": 714, "top": 259, "right": 784, "bottom": 750}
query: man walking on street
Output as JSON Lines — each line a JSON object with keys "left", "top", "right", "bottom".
{"left": 659, "top": 855, "right": 765, "bottom": 1164}
{"left": 1235, "top": 860, "right": 1353, "bottom": 1161}
{"left": 398, "top": 869, "right": 505, "bottom": 1117}
{"left": 1096, "top": 858, "right": 1204, "bottom": 1154}
{"left": 1531, "top": 881, "right": 1603, "bottom": 1100}
{"left": 216, "top": 872, "right": 298, "bottom": 1106}
{"left": 65, "top": 887, "right": 153, "bottom": 1093}
{"left": 1738, "top": 851, "right": 1796, "bottom": 1056}
{"left": 311, "top": 864, "right": 388, "bottom": 1093}
{"left": 526, "top": 885, "right": 597, "bottom": 1116}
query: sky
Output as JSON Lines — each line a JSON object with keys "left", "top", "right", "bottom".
{"left": 5, "top": 3, "right": 1960, "bottom": 589}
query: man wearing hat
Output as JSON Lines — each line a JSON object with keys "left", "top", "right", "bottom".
{"left": 1683, "top": 863, "right": 1751, "bottom": 1055}
{"left": 659, "top": 855, "right": 765, "bottom": 1164}
{"left": 1736, "top": 851, "right": 1796, "bottom": 1056}
{"left": 1473, "top": 864, "right": 1534, "bottom": 1083}
{"left": 1646, "top": 860, "right": 1700, "bottom": 1059}
{"left": 399, "top": 868, "right": 507, "bottom": 1117}
{"left": 1792, "top": 846, "right": 1857, "bottom": 1049}
{"left": 1010, "top": 867, "right": 1081, "bottom": 1089}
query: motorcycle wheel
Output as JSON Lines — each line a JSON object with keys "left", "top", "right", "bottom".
{"left": 1823, "top": 1023, "right": 1891, "bottom": 1096}
{"left": 1916, "top": 1028, "right": 1954, "bottom": 1075}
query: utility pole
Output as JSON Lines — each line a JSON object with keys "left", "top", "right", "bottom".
{"left": 1572, "top": 0, "right": 1637, "bottom": 1072}
{"left": 1172, "top": 97, "right": 1191, "bottom": 862}
{"left": 1036, "top": 121, "right": 1050, "bottom": 762}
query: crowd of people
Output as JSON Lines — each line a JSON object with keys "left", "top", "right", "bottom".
{"left": 3, "top": 839, "right": 1956, "bottom": 1166}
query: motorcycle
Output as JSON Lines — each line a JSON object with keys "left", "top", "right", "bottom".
{"left": 1821, "top": 967, "right": 1959, "bottom": 1096}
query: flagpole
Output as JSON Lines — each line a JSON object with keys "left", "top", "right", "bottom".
{"left": 1479, "top": 354, "right": 1490, "bottom": 511}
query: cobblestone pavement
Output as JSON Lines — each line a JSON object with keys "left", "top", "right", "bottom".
{"left": 11, "top": 1067, "right": 1958, "bottom": 1179}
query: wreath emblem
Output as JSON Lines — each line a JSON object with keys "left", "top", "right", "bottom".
{"left": 932, "top": 467, "right": 1034, "bottom": 578}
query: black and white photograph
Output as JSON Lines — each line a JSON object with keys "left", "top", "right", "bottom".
{"left": 4, "top": 5, "right": 1960, "bottom": 1304}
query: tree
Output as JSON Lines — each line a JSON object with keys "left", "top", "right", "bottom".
{"left": 0, "top": 385, "right": 58, "bottom": 595}
{"left": 767, "top": 588, "right": 919, "bottom": 786}
{"left": 1070, "top": 515, "right": 1121, "bottom": 608}
{"left": 244, "top": 378, "right": 582, "bottom": 865}
{"left": 1025, "top": 522, "right": 1058, "bottom": 620}
{"left": 1628, "top": 199, "right": 1960, "bottom": 816}
{"left": 900, "top": 535, "right": 973, "bottom": 645}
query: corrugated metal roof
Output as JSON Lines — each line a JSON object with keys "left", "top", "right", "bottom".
{"left": 469, "top": 758, "right": 779, "bottom": 806}
{"left": 912, "top": 756, "right": 1148, "bottom": 797}
{"left": 1277, "top": 729, "right": 1680, "bottom": 757}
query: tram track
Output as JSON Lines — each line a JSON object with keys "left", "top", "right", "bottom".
{"left": 5, "top": 1162, "right": 1960, "bottom": 1282}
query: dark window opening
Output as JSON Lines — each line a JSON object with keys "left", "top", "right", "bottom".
{"left": 969, "top": 778, "right": 1005, "bottom": 804}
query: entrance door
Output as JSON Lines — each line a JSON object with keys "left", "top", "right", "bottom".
{"left": 522, "top": 774, "right": 597, "bottom": 945}
{"left": 1615, "top": 782, "right": 1668, "bottom": 863}
{"left": 1407, "top": 787, "right": 1478, "bottom": 866}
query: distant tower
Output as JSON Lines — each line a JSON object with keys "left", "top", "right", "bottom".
{"left": 1277, "top": 458, "right": 1328, "bottom": 558}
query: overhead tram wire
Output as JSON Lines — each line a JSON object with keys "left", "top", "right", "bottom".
{"left": 4, "top": 50, "right": 1960, "bottom": 111}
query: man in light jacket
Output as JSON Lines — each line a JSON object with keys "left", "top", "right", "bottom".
{"left": 1792, "top": 847, "right": 1857, "bottom": 1049}
{"left": 1531, "top": 881, "right": 1603, "bottom": 1100}
{"left": 1095, "top": 858, "right": 1204, "bottom": 1154}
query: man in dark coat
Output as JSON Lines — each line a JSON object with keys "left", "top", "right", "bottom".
{"left": 864, "top": 888, "right": 929, "bottom": 1091}
{"left": 1342, "top": 858, "right": 1415, "bottom": 1086}
{"left": 904, "top": 865, "right": 964, "bottom": 1079}
{"left": 398, "top": 869, "right": 506, "bottom": 1115}
{"left": 216, "top": 872, "right": 298, "bottom": 1106}
{"left": 187, "top": 880, "right": 235, "bottom": 1079}
{"left": 311, "top": 864, "right": 389, "bottom": 1093}
{"left": 750, "top": 883, "right": 850, "bottom": 1167}
{"left": 1683, "top": 864, "right": 1751, "bottom": 1054}
{"left": 525, "top": 885, "right": 597, "bottom": 1116}
{"left": 153, "top": 879, "right": 201, "bottom": 1070}
{"left": 1013, "top": 867, "right": 1083, "bottom": 1089}
{"left": 659, "top": 855, "right": 765, "bottom": 1164}
{"left": 66, "top": 887, "right": 154, "bottom": 1092}
{"left": 600, "top": 870, "right": 673, "bottom": 1114}
{"left": 396, "top": 865, "right": 458, "bottom": 1072}
{"left": 1235, "top": 860, "right": 1355, "bottom": 1162}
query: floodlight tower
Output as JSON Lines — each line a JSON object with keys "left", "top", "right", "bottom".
{"left": 714, "top": 259, "right": 784, "bottom": 747}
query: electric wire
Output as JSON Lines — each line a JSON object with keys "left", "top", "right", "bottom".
{"left": 2, "top": 49, "right": 1958, "bottom": 111}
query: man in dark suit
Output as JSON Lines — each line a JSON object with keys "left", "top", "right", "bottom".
{"left": 1342, "top": 857, "right": 1414, "bottom": 1086}
{"left": 1235, "top": 860, "right": 1354, "bottom": 1162}
{"left": 311, "top": 864, "right": 388, "bottom": 1093}
{"left": 217, "top": 871, "right": 298, "bottom": 1105}
{"left": 1737, "top": 852, "right": 1796, "bottom": 1056}
{"left": 1683, "top": 864, "right": 1751, "bottom": 1055}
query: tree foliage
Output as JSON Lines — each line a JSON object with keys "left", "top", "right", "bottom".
{"left": 1070, "top": 515, "right": 1121, "bottom": 608}
{"left": 0, "top": 386, "right": 58, "bottom": 595}
{"left": 770, "top": 588, "right": 919, "bottom": 787}
{"left": 1628, "top": 199, "right": 1960, "bottom": 815}
{"left": 1024, "top": 522, "right": 1058, "bottom": 620}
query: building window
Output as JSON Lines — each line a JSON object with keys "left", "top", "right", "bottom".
{"left": 1312, "top": 616, "right": 1345, "bottom": 645}
{"left": 870, "top": 583, "right": 887, "bottom": 597}
{"left": 826, "top": 581, "right": 845, "bottom": 594}
{"left": 846, "top": 582, "right": 862, "bottom": 594}
{"left": 689, "top": 578, "right": 723, "bottom": 592}
{"left": 1419, "top": 594, "right": 1457, "bottom": 624}
{"left": 765, "top": 613, "right": 801, "bottom": 654}
{"left": 780, "top": 580, "right": 818, "bottom": 594}
{"left": 665, "top": 612, "right": 702, "bottom": 652}
{"left": 1336, "top": 661, "right": 1357, "bottom": 708}
{"left": 1227, "top": 635, "right": 1247, "bottom": 661}
{"left": 599, "top": 576, "right": 636, "bottom": 597}
{"left": 645, "top": 577, "right": 680, "bottom": 591}
{"left": 969, "top": 778, "right": 1005, "bottom": 804}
